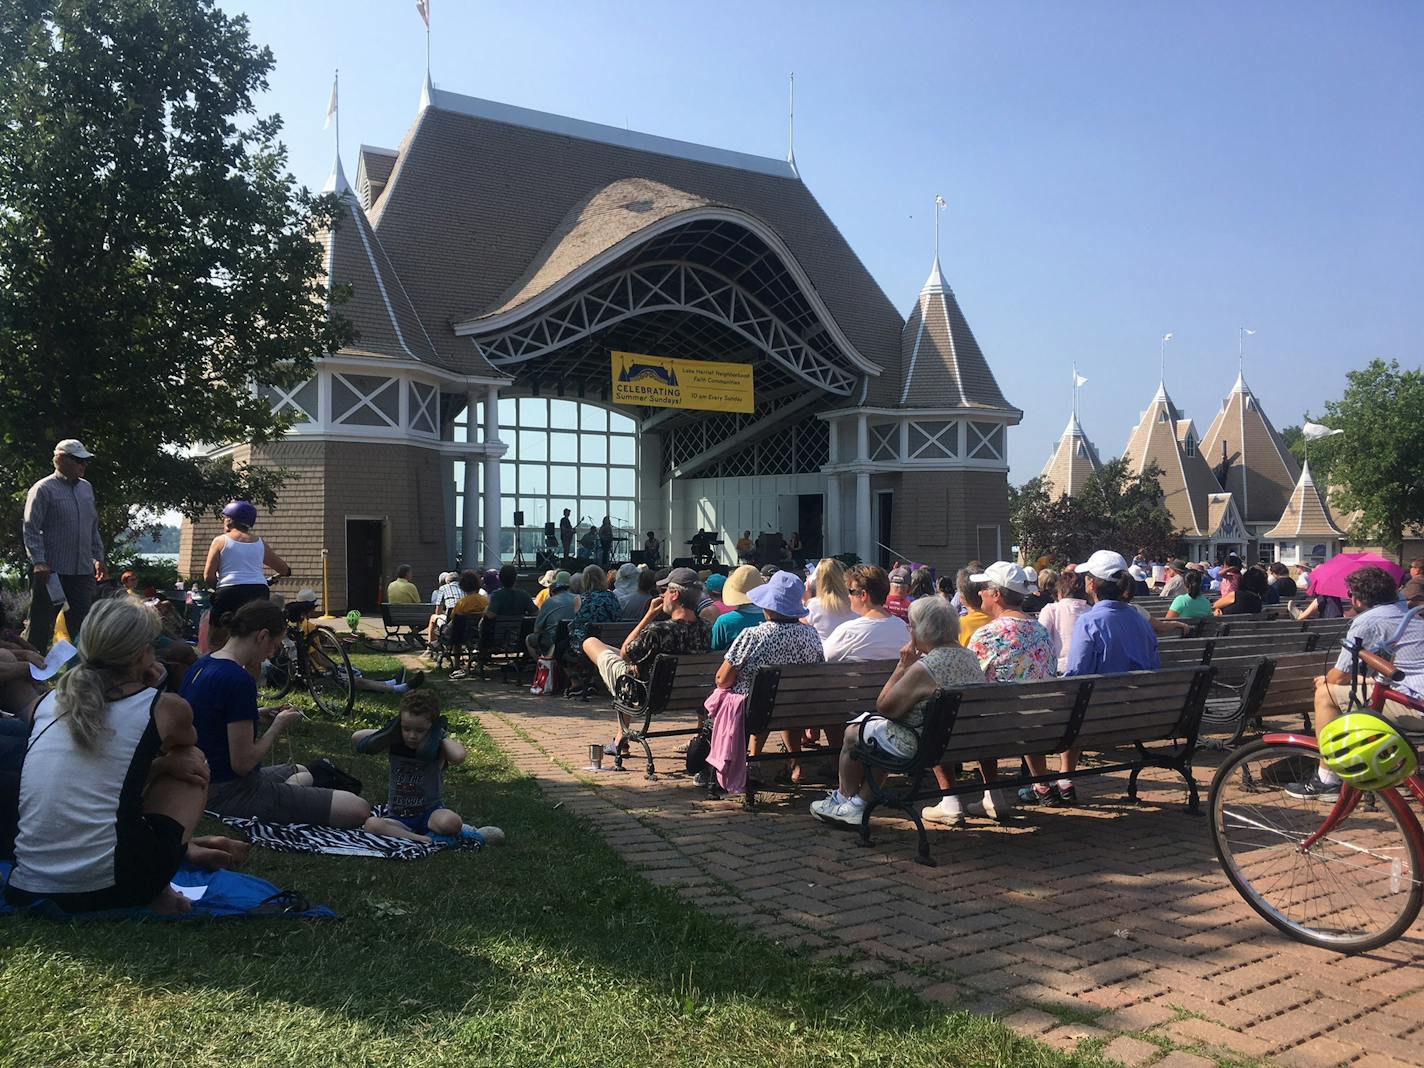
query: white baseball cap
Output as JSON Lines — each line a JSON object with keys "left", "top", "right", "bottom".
{"left": 1076, "top": 550, "right": 1130, "bottom": 581}
{"left": 294, "top": 588, "right": 320, "bottom": 605}
{"left": 55, "top": 438, "right": 95, "bottom": 460}
{"left": 970, "top": 561, "right": 1033, "bottom": 596}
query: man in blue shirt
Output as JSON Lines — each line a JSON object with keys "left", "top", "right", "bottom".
{"left": 1065, "top": 550, "right": 1161, "bottom": 677}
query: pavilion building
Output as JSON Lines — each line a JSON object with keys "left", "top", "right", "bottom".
{"left": 180, "top": 82, "right": 1019, "bottom": 608}
{"left": 1261, "top": 460, "right": 1345, "bottom": 565}
{"left": 1199, "top": 372, "right": 1302, "bottom": 547}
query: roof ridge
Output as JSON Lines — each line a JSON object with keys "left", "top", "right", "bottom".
{"left": 425, "top": 87, "right": 799, "bottom": 180}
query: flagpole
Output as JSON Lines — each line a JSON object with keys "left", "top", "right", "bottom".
{"left": 334, "top": 68, "right": 340, "bottom": 162}
{"left": 426, "top": 9, "right": 431, "bottom": 81}
{"left": 1071, "top": 363, "right": 1078, "bottom": 422}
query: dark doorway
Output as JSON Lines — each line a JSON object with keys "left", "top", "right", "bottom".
{"left": 797, "top": 493, "right": 823, "bottom": 561}
{"left": 876, "top": 491, "right": 893, "bottom": 569}
{"left": 346, "top": 519, "right": 385, "bottom": 612}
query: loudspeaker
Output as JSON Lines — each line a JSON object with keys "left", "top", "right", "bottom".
{"left": 513, "top": 510, "right": 526, "bottom": 527}
{"left": 543, "top": 521, "right": 556, "bottom": 537}
{"left": 672, "top": 557, "right": 696, "bottom": 568}
{"left": 629, "top": 550, "right": 650, "bottom": 565}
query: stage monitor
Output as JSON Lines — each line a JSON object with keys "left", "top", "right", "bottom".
{"left": 513, "top": 510, "right": 526, "bottom": 527}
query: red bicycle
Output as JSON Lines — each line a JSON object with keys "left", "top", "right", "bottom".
{"left": 1208, "top": 605, "right": 1424, "bottom": 951}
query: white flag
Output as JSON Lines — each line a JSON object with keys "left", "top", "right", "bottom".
{"left": 1074, "top": 372, "right": 1088, "bottom": 388}
{"left": 1162, "top": 332, "right": 1174, "bottom": 342}
{"left": 416, "top": 0, "right": 429, "bottom": 26}
{"left": 1302, "top": 422, "right": 1344, "bottom": 441}
{"left": 323, "top": 75, "right": 337, "bottom": 129}
{"left": 934, "top": 193, "right": 946, "bottom": 209}
{"left": 1242, "top": 327, "right": 1256, "bottom": 336}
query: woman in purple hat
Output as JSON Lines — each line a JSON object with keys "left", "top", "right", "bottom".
{"left": 202, "top": 500, "right": 290, "bottom": 651}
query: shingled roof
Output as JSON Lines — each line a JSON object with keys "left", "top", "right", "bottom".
{"left": 1040, "top": 413, "right": 1101, "bottom": 498}
{"left": 1262, "top": 460, "right": 1346, "bottom": 540}
{"left": 1123, "top": 383, "right": 1225, "bottom": 537}
{"left": 321, "top": 159, "right": 446, "bottom": 368}
{"left": 1200, "top": 372, "right": 1302, "bottom": 526}
{"left": 355, "top": 145, "right": 398, "bottom": 212}
{"left": 896, "top": 258, "right": 1018, "bottom": 414}
{"left": 366, "top": 88, "right": 905, "bottom": 388}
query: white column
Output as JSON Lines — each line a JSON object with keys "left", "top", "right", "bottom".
{"left": 854, "top": 414, "right": 872, "bottom": 563}
{"left": 482, "top": 385, "right": 502, "bottom": 568}
{"left": 824, "top": 474, "right": 841, "bottom": 556}
{"left": 461, "top": 389, "right": 480, "bottom": 569}
{"left": 855, "top": 470, "right": 872, "bottom": 564}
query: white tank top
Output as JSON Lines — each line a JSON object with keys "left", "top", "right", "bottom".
{"left": 218, "top": 535, "right": 267, "bottom": 587}
{"left": 11, "top": 688, "right": 160, "bottom": 894}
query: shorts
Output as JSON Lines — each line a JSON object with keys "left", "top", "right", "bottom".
{"left": 849, "top": 711, "right": 921, "bottom": 759}
{"left": 207, "top": 763, "right": 336, "bottom": 825}
{"left": 391, "top": 805, "right": 446, "bottom": 835}
{"left": 1326, "top": 684, "right": 1424, "bottom": 738}
{"left": 595, "top": 649, "right": 635, "bottom": 695}
{"left": 210, "top": 583, "right": 270, "bottom": 622}
{"left": 4, "top": 813, "right": 185, "bottom": 913}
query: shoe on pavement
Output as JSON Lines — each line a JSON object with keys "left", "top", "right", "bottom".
{"left": 1055, "top": 783, "right": 1078, "bottom": 803}
{"left": 1285, "top": 777, "right": 1340, "bottom": 802}
{"left": 921, "top": 796, "right": 966, "bottom": 827}
{"left": 1017, "top": 784, "right": 1057, "bottom": 805}
{"left": 810, "top": 792, "right": 865, "bottom": 828}
{"left": 965, "top": 789, "right": 1014, "bottom": 821}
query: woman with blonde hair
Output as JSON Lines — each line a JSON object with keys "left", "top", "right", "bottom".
{"left": 6, "top": 597, "right": 245, "bottom": 915}
{"left": 802, "top": 558, "right": 856, "bottom": 641}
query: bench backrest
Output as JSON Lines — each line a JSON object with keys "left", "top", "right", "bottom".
{"left": 1159, "top": 632, "right": 1319, "bottom": 661}
{"left": 382, "top": 602, "right": 433, "bottom": 627}
{"left": 586, "top": 620, "right": 637, "bottom": 648}
{"left": 477, "top": 615, "right": 533, "bottom": 657}
{"left": 640, "top": 652, "right": 725, "bottom": 716}
{"left": 1255, "top": 650, "right": 1336, "bottom": 720}
{"left": 933, "top": 665, "right": 1211, "bottom": 764}
{"left": 746, "top": 660, "right": 896, "bottom": 735}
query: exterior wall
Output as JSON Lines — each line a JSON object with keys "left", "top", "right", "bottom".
{"left": 888, "top": 468, "right": 1011, "bottom": 574}
{"left": 179, "top": 438, "right": 450, "bottom": 612}
{"left": 674, "top": 472, "right": 825, "bottom": 564}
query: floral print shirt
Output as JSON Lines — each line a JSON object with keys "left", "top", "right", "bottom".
{"left": 967, "top": 615, "right": 1056, "bottom": 682}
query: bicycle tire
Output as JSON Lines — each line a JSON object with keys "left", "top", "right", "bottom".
{"left": 263, "top": 641, "right": 296, "bottom": 700}
{"left": 1209, "top": 737, "right": 1424, "bottom": 953}
{"left": 307, "top": 626, "right": 356, "bottom": 718}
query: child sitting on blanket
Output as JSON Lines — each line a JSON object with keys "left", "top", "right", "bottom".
{"left": 352, "top": 690, "right": 503, "bottom": 846}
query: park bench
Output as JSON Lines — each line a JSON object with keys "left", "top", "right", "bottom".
{"left": 563, "top": 620, "right": 641, "bottom": 698}
{"left": 448, "top": 615, "right": 534, "bottom": 681}
{"left": 1197, "top": 649, "right": 1334, "bottom": 745}
{"left": 845, "top": 664, "right": 1213, "bottom": 864}
{"left": 380, "top": 602, "right": 434, "bottom": 647}
{"left": 612, "top": 651, "right": 726, "bottom": 776}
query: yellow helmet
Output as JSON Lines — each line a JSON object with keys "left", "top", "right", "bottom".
{"left": 1318, "top": 713, "right": 1419, "bottom": 792}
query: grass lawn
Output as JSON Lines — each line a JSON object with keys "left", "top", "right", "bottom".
{"left": 0, "top": 650, "right": 1107, "bottom": 1067}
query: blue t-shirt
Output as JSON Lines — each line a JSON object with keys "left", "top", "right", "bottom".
{"left": 181, "top": 655, "right": 259, "bottom": 783}
{"left": 711, "top": 606, "right": 763, "bottom": 651}
{"left": 1065, "top": 600, "right": 1161, "bottom": 676}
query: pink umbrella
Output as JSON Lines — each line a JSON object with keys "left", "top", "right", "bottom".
{"left": 1305, "top": 552, "right": 1404, "bottom": 600}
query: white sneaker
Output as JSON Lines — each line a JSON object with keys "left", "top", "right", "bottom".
{"left": 922, "top": 796, "right": 966, "bottom": 827}
{"left": 810, "top": 792, "right": 865, "bottom": 827}
{"left": 474, "top": 825, "right": 505, "bottom": 845}
{"left": 965, "top": 789, "right": 1014, "bottom": 821}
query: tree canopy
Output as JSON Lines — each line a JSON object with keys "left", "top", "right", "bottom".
{"left": 0, "top": 0, "right": 351, "bottom": 567}
{"left": 1010, "top": 458, "right": 1181, "bottom": 566}
{"left": 1288, "top": 359, "right": 1424, "bottom": 553}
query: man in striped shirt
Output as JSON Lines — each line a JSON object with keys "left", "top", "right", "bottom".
{"left": 22, "top": 439, "right": 106, "bottom": 650}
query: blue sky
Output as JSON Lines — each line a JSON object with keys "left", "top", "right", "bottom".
{"left": 225, "top": 0, "right": 1421, "bottom": 481}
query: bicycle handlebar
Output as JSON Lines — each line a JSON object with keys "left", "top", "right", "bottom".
{"left": 1359, "top": 649, "right": 1405, "bottom": 682}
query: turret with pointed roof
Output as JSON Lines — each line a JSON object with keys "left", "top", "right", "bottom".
{"left": 896, "top": 258, "right": 1019, "bottom": 416}
{"left": 1041, "top": 413, "right": 1101, "bottom": 498}
{"left": 1262, "top": 460, "right": 1346, "bottom": 541}
{"left": 1200, "top": 372, "right": 1301, "bottom": 527}
{"left": 1123, "top": 382, "right": 1227, "bottom": 538}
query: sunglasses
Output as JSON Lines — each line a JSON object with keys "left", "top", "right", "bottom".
{"left": 848, "top": 587, "right": 866, "bottom": 596}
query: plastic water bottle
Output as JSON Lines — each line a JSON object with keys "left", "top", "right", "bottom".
{"left": 1391, "top": 858, "right": 1403, "bottom": 895}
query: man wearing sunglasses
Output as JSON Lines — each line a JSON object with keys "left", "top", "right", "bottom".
{"left": 22, "top": 439, "right": 106, "bottom": 651}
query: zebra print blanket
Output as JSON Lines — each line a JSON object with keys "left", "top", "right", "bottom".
{"left": 206, "top": 807, "right": 482, "bottom": 861}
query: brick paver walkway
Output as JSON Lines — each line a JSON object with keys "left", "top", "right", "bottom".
{"left": 450, "top": 674, "right": 1423, "bottom": 1067}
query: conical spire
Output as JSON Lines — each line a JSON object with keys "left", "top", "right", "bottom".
{"left": 1262, "top": 459, "right": 1346, "bottom": 540}
{"left": 323, "top": 154, "right": 350, "bottom": 196}
{"left": 1041, "top": 411, "right": 1101, "bottom": 498}
{"left": 897, "top": 257, "right": 1016, "bottom": 412}
{"left": 1200, "top": 372, "right": 1300, "bottom": 525}
{"left": 1123, "top": 384, "right": 1222, "bottom": 537}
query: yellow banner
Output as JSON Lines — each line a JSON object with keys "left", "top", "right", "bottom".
{"left": 611, "top": 351, "right": 754, "bottom": 414}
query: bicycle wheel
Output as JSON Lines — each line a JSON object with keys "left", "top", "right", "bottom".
{"left": 306, "top": 626, "right": 356, "bottom": 718}
{"left": 1209, "top": 738, "right": 1424, "bottom": 952}
{"left": 263, "top": 639, "right": 296, "bottom": 700}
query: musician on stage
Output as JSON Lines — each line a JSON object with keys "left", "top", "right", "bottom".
{"left": 644, "top": 531, "right": 660, "bottom": 567}
{"left": 559, "top": 509, "right": 575, "bottom": 558}
{"left": 690, "top": 528, "right": 715, "bottom": 568}
{"left": 598, "top": 516, "right": 614, "bottom": 568}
